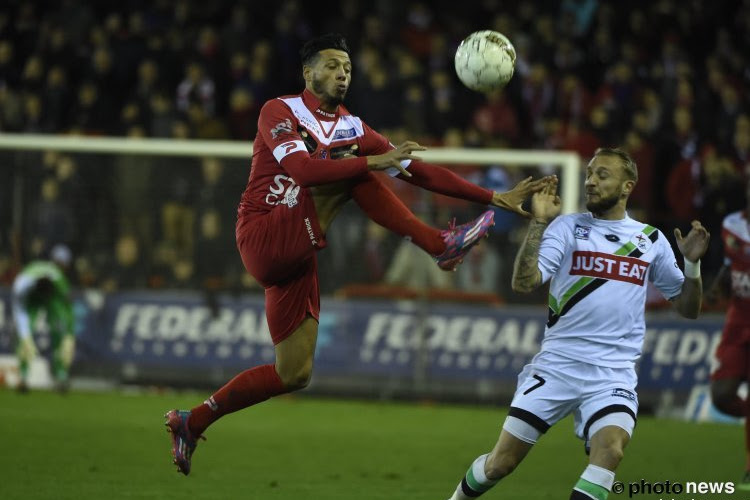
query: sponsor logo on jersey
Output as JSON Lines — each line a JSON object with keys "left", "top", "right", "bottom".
{"left": 298, "top": 116, "right": 319, "bottom": 134}
{"left": 315, "top": 108, "right": 336, "bottom": 118}
{"left": 605, "top": 234, "right": 620, "bottom": 242}
{"left": 304, "top": 217, "right": 318, "bottom": 246}
{"left": 271, "top": 140, "right": 306, "bottom": 162}
{"left": 332, "top": 127, "right": 356, "bottom": 140}
{"left": 265, "top": 174, "right": 300, "bottom": 207}
{"left": 611, "top": 388, "right": 636, "bottom": 401}
{"left": 270, "top": 118, "right": 293, "bottom": 139}
{"left": 299, "top": 129, "right": 318, "bottom": 153}
{"left": 569, "top": 251, "right": 649, "bottom": 285}
{"left": 631, "top": 232, "right": 653, "bottom": 253}
{"left": 574, "top": 224, "right": 591, "bottom": 240}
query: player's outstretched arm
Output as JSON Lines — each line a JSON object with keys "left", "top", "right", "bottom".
{"left": 670, "top": 220, "right": 710, "bottom": 319}
{"left": 389, "top": 142, "right": 552, "bottom": 209}
{"left": 511, "top": 179, "right": 561, "bottom": 293}
{"left": 491, "top": 175, "right": 557, "bottom": 217}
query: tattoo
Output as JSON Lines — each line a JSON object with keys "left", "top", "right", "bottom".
{"left": 512, "top": 219, "right": 548, "bottom": 292}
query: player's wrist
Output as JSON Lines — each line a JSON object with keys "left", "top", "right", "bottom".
{"left": 531, "top": 217, "right": 550, "bottom": 225}
{"left": 683, "top": 258, "right": 701, "bottom": 279}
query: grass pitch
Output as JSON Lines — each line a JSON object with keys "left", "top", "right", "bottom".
{"left": 0, "top": 388, "right": 744, "bottom": 499}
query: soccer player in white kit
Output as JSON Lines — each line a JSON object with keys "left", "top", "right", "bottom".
{"left": 446, "top": 148, "right": 710, "bottom": 500}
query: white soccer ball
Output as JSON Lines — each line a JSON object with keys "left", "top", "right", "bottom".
{"left": 454, "top": 30, "right": 516, "bottom": 92}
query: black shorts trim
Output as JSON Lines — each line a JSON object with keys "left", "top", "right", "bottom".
{"left": 583, "top": 404, "right": 637, "bottom": 440}
{"left": 508, "top": 406, "right": 551, "bottom": 434}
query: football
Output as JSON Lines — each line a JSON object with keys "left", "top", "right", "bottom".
{"left": 454, "top": 30, "right": 516, "bottom": 92}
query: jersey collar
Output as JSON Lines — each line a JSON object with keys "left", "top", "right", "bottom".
{"left": 301, "top": 89, "right": 347, "bottom": 119}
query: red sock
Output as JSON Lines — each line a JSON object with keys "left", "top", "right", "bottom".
{"left": 188, "top": 364, "right": 286, "bottom": 436}
{"left": 351, "top": 173, "right": 446, "bottom": 255}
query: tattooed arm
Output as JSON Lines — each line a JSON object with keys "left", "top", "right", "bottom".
{"left": 512, "top": 219, "right": 550, "bottom": 293}
{"left": 511, "top": 179, "right": 561, "bottom": 294}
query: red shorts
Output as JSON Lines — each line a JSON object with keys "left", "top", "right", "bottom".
{"left": 236, "top": 190, "right": 326, "bottom": 345}
{"left": 711, "top": 323, "right": 750, "bottom": 381}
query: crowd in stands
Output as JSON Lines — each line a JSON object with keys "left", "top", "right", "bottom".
{"left": 1, "top": 0, "right": 748, "bottom": 300}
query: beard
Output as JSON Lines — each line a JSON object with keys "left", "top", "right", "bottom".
{"left": 586, "top": 191, "right": 621, "bottom": 215}
{"left": 312, "top": 78, "right": 345, "bottom": 107}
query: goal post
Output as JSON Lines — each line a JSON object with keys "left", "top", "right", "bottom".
{"left": 0, "top": 133, "right": 582, "bottom": 213}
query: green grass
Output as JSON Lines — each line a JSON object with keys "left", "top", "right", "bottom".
{"left": 0, "top": 389, "right": 745, "bottom": 499}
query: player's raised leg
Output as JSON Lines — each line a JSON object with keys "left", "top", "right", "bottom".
{"left": 349, "top": 172, "right": 495, "bottom": 271}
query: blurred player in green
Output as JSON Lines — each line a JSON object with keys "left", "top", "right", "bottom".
{"left": 12, "top": 245, "right": 75, "bottom": 392}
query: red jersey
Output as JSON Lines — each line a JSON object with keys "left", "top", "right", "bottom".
{"left": 722, "top": 210, "right": 750, "bottom": 326}
{"left": 239, "top": 89, "right": 400, "bottom": 218}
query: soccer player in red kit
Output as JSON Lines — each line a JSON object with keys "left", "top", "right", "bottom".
{"left": 710, "top": 173, "right": 750, "bottom": 489}
{"left": 164, "top": 33, "right": 550, "bottom": 475}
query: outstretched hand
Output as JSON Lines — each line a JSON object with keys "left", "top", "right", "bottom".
{"left": 674, "top": 220, "right": 710, "bottom": 263}
{"left": 366, "top": 141, "right": 426, "bottom": 177}
{"left": 491, "top": 175, "right": 557, "bottom": 217}
{"left": 529, "top": 176, "right": 562, "bottom": 223}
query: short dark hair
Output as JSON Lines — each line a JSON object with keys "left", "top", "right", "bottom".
{"left": 593, "top": 147, "right": 638, "bottom": 183}
{"left": 300, "top": 33, "right": 350, "bottom": 66}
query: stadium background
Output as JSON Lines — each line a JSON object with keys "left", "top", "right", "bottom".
{"left": 0, "top": 0, "right": 746, "bottom": 395}
{"left": 0, "top": 1, "right": 748, "bottom": 498}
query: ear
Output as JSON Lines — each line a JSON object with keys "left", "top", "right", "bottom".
{"left": 622, "top": 179, "right": 636, "bottom": 196}
{"left": 302, "top": 65, "right": 313, "bottom": 84}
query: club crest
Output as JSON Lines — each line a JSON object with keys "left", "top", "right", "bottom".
{"left": 630, "top": 232, "right": 652, "bottom": 253}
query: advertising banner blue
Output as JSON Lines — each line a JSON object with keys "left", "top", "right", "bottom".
{"left": 0, "top": 289, "right": 725, "bottom": 391}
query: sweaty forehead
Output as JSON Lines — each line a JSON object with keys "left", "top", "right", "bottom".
{"left": 317, "top": 49, "right": 351, "bottom": 64}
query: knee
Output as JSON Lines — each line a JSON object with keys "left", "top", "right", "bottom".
{"left": 485, "top": 452, "right": 522, "bottom": 480}
{"left": 277, "top": 363, "right": 313, "bottom": 391}
{"left": 591, "top": 441, "right": 624, "bottom": 468}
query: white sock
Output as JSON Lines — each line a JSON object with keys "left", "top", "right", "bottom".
{"left": 573, "top": 464, "right": 615, "bottom": 499}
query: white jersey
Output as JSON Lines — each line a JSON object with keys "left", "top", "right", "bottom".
{"left": 537, "top": 213, "right": 684, "bottom": 368}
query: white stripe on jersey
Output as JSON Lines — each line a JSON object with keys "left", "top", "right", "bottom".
{"left": 272, "top": 140, "right": 306, "bottom": 162}
{"left": 278, "top": 97, "right": 365, "bottom": 146}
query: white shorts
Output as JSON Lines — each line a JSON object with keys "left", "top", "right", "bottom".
{"left": 502, "top": 351, "right": 638, "bottom": 448}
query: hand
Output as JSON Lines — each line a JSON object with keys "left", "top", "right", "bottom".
{"left": 366, "top": 141, "right": 426, "bottom": 177}
{"left": 674, "top": 220, "right": 710, "bottom": 263}
{"left": 491, "top": 175, "right": 556, "bottom": 217}
{"left": 528, "top": 176, "right": 561, "bottom": 223}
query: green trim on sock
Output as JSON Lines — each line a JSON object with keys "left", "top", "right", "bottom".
{"left": 574, "top": 478, "right": 609, "bottom": 500}
{"left": 466, "top": 467, "right": 493, "bottom": 493}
